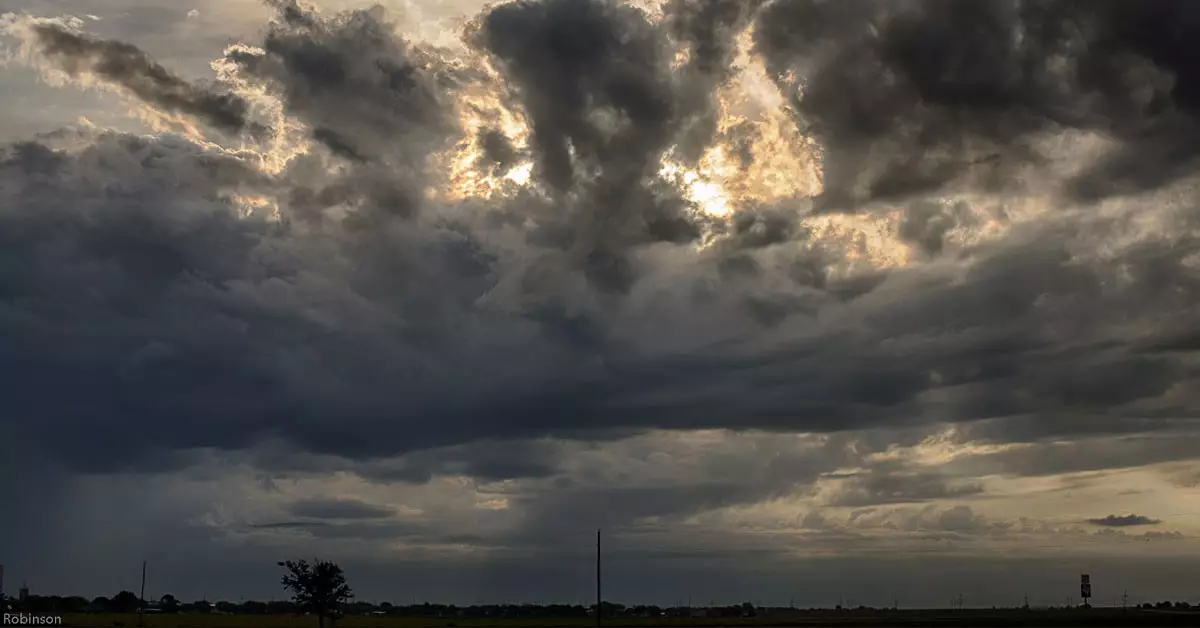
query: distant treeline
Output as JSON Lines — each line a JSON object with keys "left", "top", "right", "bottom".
{"left": 3, "top": 594, "right": 1195, "bottom": 617}
{"left": 3, "top": 595, "right": 765, "bottom": 618}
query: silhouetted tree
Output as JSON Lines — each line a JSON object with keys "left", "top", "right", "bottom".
{"left": 278, "top": 558, "right": 354, "bottom": 628}
{"left": 112, "top": 590, "right": 140, "bottom": 613}
{"left": 158, "top": 594, "right": 179, "bottom": 613}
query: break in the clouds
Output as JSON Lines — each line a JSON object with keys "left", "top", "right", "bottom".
{"left": 2, "top": 0, "right": 1200, "bottom": 607}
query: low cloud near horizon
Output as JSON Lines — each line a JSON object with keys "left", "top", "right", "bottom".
{"left": 1087, "top": 514, "right": 1162, "bottom": 528}
{"left": 2, "top": 0, "right": 1200, "bottom": 608}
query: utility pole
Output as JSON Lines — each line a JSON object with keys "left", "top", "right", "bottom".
{"left": 138, "top": 561, "right": 147, "bottom": 628}
{"left": 596, "top": 528, "right": 602, "bottom": 628}
{"left": 1122, "top": 591, "right": 1128, "bottom": 610}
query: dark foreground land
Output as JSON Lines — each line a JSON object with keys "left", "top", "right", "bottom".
{"left": 42, "top": 609, "right": 1200, "bottom": 628}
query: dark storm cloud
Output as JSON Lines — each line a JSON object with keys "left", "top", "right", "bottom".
{"left": 2, "top": 0, "right": 1200, "bottom": 480}
{"left": 1087, "top": 514, "right": 1161, "bottom": 527}
{"left": 498, "top": 436, "right": 859, "bottom": 543}
{"left": 347, "top": 439, "right": 567, "bottom": 484}
{"left": 9, "top": 0, "right": 1200, "bottom": 608}
{"left": 0, "top": 132, "right": 286, "bottom": 472}
{"left": 226, "top": 1, "right": 455, "bottom": 166}
{"left": 559, "top": 226, "right": 1194, "bottom": 435}
{"left": 470, "top": 0, "right": 715, "bottom": 288}
{"left": 475, "top": 0, "right": 676, "bottom": 190}
{"left": 32, "top": 25, "right": 264, "bottom": 136}
{"left": 753, "top": 0, "right": 1200, "bottom": 209}
{"left": 477, "top": 128, "right": 520, "bottom": 171}
{"left": 215, "top": 1, "right": 467, "bottom": 232}
{"left": 287, "top": 497, "right": 395, "bottom": 519}
{"left": 4, "top": 125, "right": 1200, "bottom": 476}
{"left": 663, "top": 0, "right": 766, "bottom": 79}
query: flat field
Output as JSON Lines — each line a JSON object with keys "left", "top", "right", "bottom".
{"left": 39, "top": 609, "right": 1200, "bottom": 628}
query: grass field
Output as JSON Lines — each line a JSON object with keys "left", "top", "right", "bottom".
{"left": 41, "top": 609, "right": 1200, "bottom": 628}
{"left": 44, "top": 616, "right": 773, "bottom": 628}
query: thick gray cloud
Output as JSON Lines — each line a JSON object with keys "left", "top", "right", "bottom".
{"left": 3, "top": 0, "right": 1199, "bottom": 478}
{"left": 1087, "top": 514, "right": 1161, "bottom": 528}
{"left": 3, "top": 116, "right": 1199, "bottom": 481}
{"left": 467, "top": 0, "right": 718, "bottom": 298}
{"left": 227, "top": 1, "right": 457, "bottom": 167}
{"left": 4, "top": 0, "right": 1200, "bottom": 606}
{"left": 475, "top": 0, "right": 674, "bottom": 191}
{"left": 754, "top": 0, "right": 1200, "bottom": 209}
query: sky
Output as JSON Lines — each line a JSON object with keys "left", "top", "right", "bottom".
{"left": 2, "top": 0, "right": 1200, "bottom": 609}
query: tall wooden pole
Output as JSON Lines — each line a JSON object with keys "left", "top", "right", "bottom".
{"left": 139, "top": 561, "right": 146, "bottom": 627}
{"left": 596, "top": 528, "right": 602, "bottom": 628}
